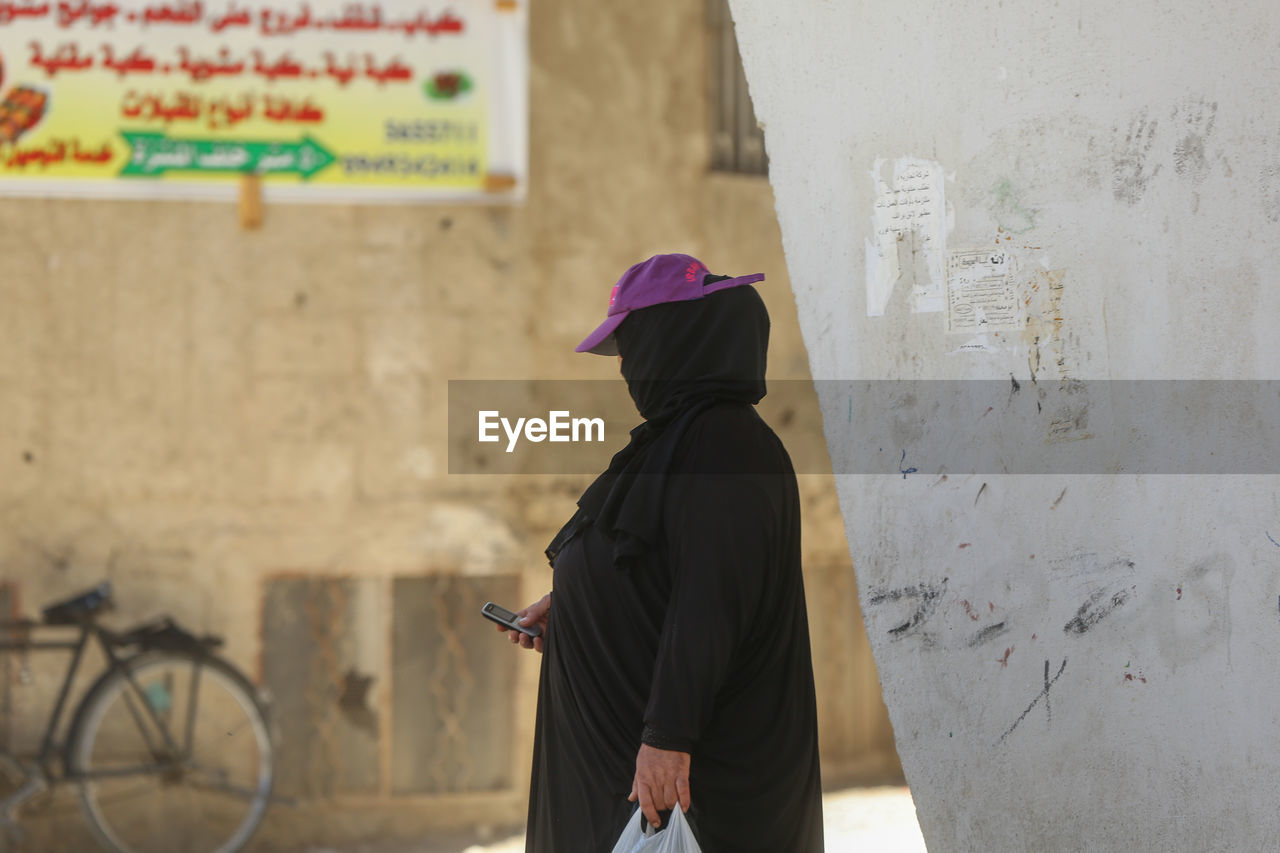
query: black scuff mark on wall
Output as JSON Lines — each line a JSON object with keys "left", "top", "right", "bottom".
{"left": 997, "top": 658, "right": 1067, "bottom": 745}
{"left": 867, "top": 579, "right": 948, "bottom": 641}
{"left": 1043, "top": 659, "right": 1052, "bottom": 724}
{"left": 968, "top": 621, "right": 1009, "bottom": 647}
{"left": 1063, "top": 584, "right": 1135, "bottom": 635}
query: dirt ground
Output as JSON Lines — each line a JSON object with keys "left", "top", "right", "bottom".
{"left": 297, "top": 786, "right": 926, "bottom": 853}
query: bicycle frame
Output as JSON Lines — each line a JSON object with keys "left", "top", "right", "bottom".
{"left": 0, "top": 600, "right": 273, "bottom": 853}
{"left": 0, "top": 618, "right": 203, "bottom": 783}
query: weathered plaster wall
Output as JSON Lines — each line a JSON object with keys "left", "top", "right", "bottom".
{"left": 0, "top": 0, "right": 897, "bottom": 846}
{"left": 730, "top": 0, "right": 1280, "bottom": 849}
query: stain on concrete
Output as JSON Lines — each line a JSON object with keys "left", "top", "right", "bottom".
{"left": 1045, "top": 380, "right": 1093, "bottom": 444}
{"left": 1133, "top": 553, "right": 1237, "bottom": 673}
{"left": 1171, "top": 97, "right": 1218, "bottom": 186}
{"left": 1020, "top": 269, "right": 1071, "bottom": 382}
{"left": 338, "top": 668, "right": 379, "bottom": 736}
{"left": 989, "top": 178, "right": 1038, "bottom": 234}
{"left": 1112, "top": 110, "right": 1162, "bottom": 205}
{"left": 1049, "top": 552, "right": 1135, "bottom": 581}
{"left": 1168, "top": 262, "right": 1259, "bottom": 373}
{"left": 1263, "top": 161, "right": 1280, "bottom": 223}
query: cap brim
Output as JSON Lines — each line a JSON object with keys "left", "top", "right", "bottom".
{"left": 574, "top": 311, "right": 627, "bottom": 355}
{"left": 573, "top": 272, "right": 765, "bottom": 355}
{"left": 702, "top": 272, "right": 765, "bottom": 296}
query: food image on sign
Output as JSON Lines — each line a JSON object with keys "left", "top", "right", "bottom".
{"left": 0, "top": 50, "right": 52, "bottom": 143}
{"left": 0, "top": 1, "right": 527, "bottom": 201}
{"left": 0, "top": 86, "right": 50, "bottom": 143}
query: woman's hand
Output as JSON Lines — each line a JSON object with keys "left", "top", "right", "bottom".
{"left": 629, "top": 744, "right": 691, "bottom": 829}
{"left": 498, "top": 592, "right": 550, "bottom": 653}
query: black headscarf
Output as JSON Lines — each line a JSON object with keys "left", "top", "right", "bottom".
{"left": 546, "top": 280, "right": 771, "bottom": 570}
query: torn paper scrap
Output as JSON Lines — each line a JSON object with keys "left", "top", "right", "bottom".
{"left": 867, "top": 157, "right": 947, "bottom": 315}
{"left": 864, "top": 236, "right": 899, "bottom": 318}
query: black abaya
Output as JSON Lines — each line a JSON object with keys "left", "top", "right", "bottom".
{"left": 526, "top": 403, "right": 824, "bottom": 852}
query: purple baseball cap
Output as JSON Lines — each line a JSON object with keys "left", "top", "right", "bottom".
{"left": 575, "top": 253, "right": 765, "bottom": 355}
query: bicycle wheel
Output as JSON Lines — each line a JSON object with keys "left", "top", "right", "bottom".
{"left": 66, "top": 652, "right": 273, "bottom": 853}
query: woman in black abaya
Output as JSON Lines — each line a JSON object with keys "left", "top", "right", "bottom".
{"left": 497, "top": 254, "right": 824, "bottom": 852}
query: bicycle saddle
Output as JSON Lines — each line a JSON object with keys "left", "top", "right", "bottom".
{"left": 41, "top": 582, "right": 114, "bottom": 625}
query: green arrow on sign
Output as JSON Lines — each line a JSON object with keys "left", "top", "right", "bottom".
{"left": 119, "top": 132, "right": 336, "bottom": 179}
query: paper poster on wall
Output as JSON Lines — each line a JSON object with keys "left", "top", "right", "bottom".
{"left": 946, "top": 248, "right": 1022, "bottom": 333}
{"left": 866, "top": 157, "right": 947, "bottom": 315}
{"left": 0, "top": 0, "right": 528, "bottom": 202}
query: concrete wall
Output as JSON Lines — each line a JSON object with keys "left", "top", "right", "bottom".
{"left": 730, "top": 0, "right": 1280, "bottom": 849}
{"left": 0, "top": 0, "right": 898, "bottom": 847}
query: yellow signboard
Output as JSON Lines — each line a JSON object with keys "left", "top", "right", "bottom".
{"left": 0, "top": 0, "right": 527, "bottom": 201}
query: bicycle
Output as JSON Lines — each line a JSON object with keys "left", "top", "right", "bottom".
{"left": 0, "top": 582, "right": 274, "bottom": 853}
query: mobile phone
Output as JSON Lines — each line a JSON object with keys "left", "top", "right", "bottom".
{"left": 481, "top": 601, "right": 543, "bottom": 638}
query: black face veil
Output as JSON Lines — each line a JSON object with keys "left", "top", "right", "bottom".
{"left": 547, "top": 281, "right": 772, "bottom": 569}
{"left": 616, "top": 282, "right": 769, "bottom": 420}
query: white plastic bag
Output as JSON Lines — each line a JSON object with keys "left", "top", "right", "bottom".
{"left": 609, "top": 806, "right": 703, "bottom": 853}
